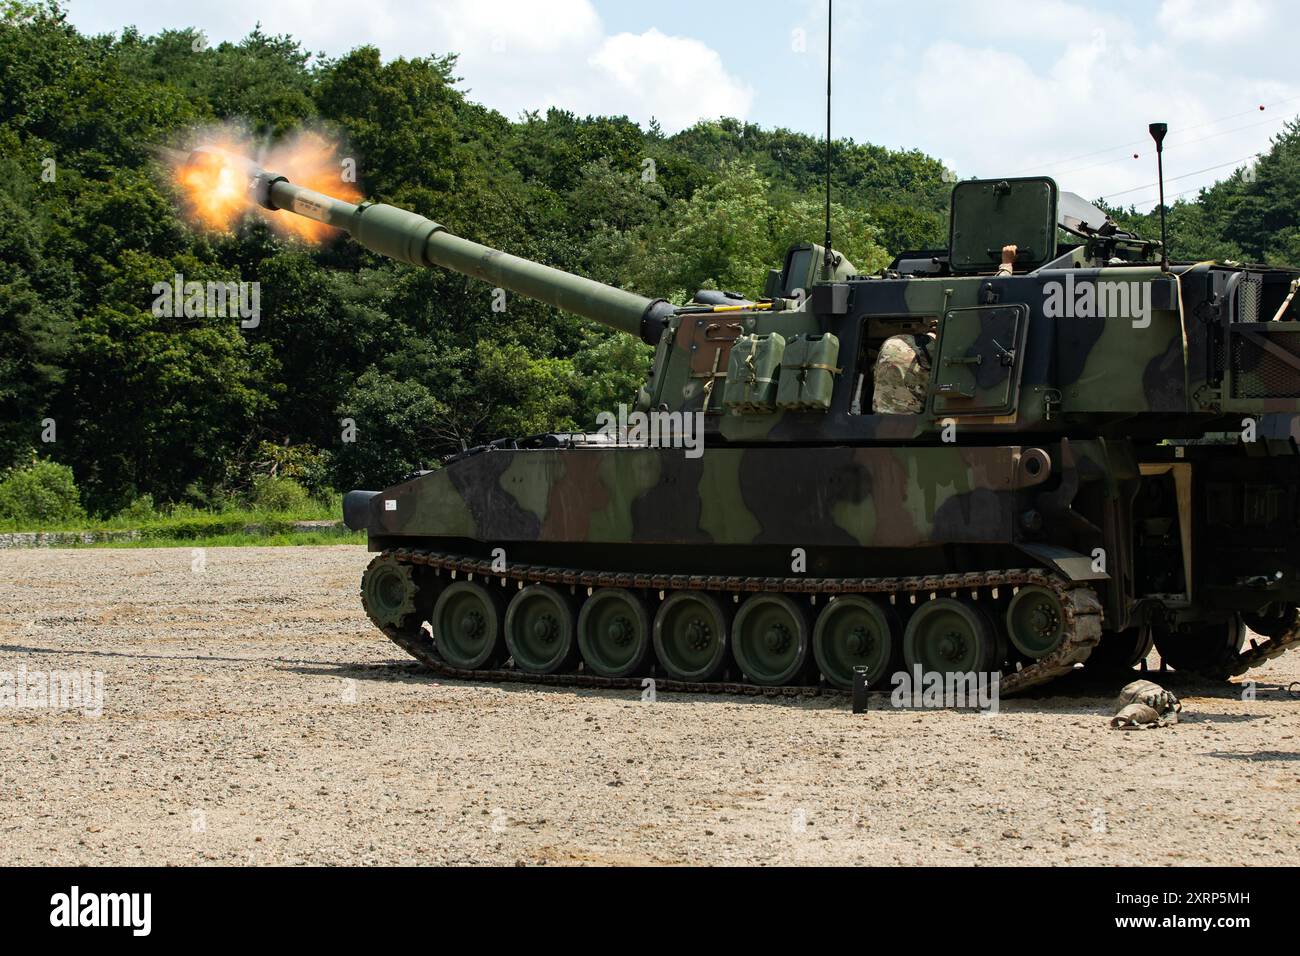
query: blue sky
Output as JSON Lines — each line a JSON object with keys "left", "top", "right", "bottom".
{"left": 66, "top": 0, "right": 1300, "bottom": 205}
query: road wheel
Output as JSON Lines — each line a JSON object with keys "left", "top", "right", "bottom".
{"left": 813, "top": 595, "right": 898, "bottom": 690}
{"left": 903, "top": 597, "right": 998, "bottom": 677}
{"left": 1154, "top": 615, "right": 1245, "bottom": 680}
{"left": 505, "top": 585, "right": 579, "bottom": 675}
{"left": 431, "top": 581, "right": 506, "bottom": 669}
{"left": 1085, "top": 626, "right": 1154, "bottom": 675}
{"left": 577, "top": 588, "right": 652, "bottom": 678}
{"left": 731, "top": 594, "right": 811, "bottom": 686}
{"left": 653, "top": 591, "right": 729, "bottom": 682}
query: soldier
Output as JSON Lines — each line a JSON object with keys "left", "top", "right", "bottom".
{"left": 872, "top": 245, "right": 1020, "bottom": 413}
{"left": 872, "top": 326, "right": 935, "bottom": 414}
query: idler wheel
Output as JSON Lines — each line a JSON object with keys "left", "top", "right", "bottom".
{"left": 813, "top": 595, "right": 899, "bottom": 690}
{"left": 731, "top": 594, "right": 811, "bottom": 686}
{"left": 577, "top": 589, "right": 652, "bottom": 678}
{"left": 432, "top": 580, "right": 506, "bottom": 669}
{"left": 653, "top": 591, "right": 729, "bottom": 682}
{"left": 505, "top": 585, "right": 579, "bottom": 674}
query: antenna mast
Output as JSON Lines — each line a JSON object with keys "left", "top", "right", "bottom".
{"left": 1149, "top": 122, "right": 1170, "bottom": 271}
{"left": 823, "top": 0, "right": 834, "bottom": 277}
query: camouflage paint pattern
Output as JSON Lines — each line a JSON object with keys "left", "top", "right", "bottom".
{"left": 642, "top": 262, "right": 1300, "bottom": 444}
{"left": 365, "top": 444, "right": 1052, "bottom": 549}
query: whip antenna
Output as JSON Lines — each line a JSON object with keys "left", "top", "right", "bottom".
{"left": 823, "top": 0, "right": 834, "bottom": 277}
{"left": 1148, "top": 122, "right": 1170, "bottom": 271}
{"left": 1154, "top": 123, "right": 1175, "bottom": 270}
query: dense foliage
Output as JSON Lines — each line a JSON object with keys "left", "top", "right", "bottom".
{"left": 0, "top": 455, "right": 83, "bottom": 522}
{"left": 1, "top": 2, "right": 1296, "bottom": 519}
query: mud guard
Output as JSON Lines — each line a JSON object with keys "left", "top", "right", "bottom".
{"left": 1016, "top": 542, "right": 1110, "bottom": 582}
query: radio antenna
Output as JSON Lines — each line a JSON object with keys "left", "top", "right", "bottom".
{"left": 1149, "top": 122, "right": 1170, "bottom": 271}
{"left": 823, "top": 0, "right": 834, "bottom": 278}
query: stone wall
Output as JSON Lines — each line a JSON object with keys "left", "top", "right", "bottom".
{"left": 0, "top": 521, "right": 349, "bottom": 549}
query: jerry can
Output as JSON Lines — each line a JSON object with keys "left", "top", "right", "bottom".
{"left": 776, "top": 333, "right": 841, "bottom": 412}
{"left": 723, "top": 332, "right": 786, "bottom": 413}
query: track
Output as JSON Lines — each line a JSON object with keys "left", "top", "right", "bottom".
{"left": 366, "top": 549, "right": 1108, "bottom": 698}
{"left": 1223, "top": 609, "right": 1300, "bottom": 678}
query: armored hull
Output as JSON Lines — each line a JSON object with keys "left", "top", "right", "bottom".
{"left": 349, "top": 418, "right": 1300, "bottom": 695}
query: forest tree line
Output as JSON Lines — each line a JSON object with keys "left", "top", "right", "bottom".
{"left": 2, "top": 1, "right": 1298, "bottom": 520}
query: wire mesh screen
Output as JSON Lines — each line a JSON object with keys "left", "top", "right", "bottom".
{"left": 1230, "top": 326, "right": 1300, "bottom": 400}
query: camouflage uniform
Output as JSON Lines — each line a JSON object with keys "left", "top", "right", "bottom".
{"left": 872, "top": 333, "right": 935, "bottom": 414}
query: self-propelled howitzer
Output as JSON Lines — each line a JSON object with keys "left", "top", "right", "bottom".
{"left": 210, "top": 147, "right": 1300, "bottom": 698}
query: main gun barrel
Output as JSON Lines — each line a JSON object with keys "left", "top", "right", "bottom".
{"left": 193, "top": 148, "right": 672, "bottom": 344}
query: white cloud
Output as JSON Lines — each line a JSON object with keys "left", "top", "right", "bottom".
{"left": 887, "top": 23, "right": 1300, "bottom": 204}
{"left": 1157, "top": 0, "right": 1271, "bottom": 44}
{"left": 948, "top": 0, "right": 1114, "bottom": 42}
{"left": 425, "top": 0, "right": 604, "bottom": 55}
{"left": 68, "top": 0, "right": 751, "bottom": 133}
{"left": 588, "top": 30, "right": 753, "bottom": 130}
{"left": 424, "top": 7, "right": 752, "bottom": 131}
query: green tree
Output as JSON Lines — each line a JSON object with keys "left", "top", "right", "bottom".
{"left": 62, "top": 250, "right": 272, "bottom": 511}
{"left": 0, "top": 457, "right": 84, "bottom": 523}
{"left": 0, "top": 160, "right": 74, "bottom": 468}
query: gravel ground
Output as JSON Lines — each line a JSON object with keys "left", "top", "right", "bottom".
{"left": 1, "top": 546, "right": 1297, "bottom": 866}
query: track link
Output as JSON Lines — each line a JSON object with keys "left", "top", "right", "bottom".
{"left": 1220, "top": 611, "right": 1300, "bottom": 679}
{"left": 365, "top": 549, "right": 1106, "bottom": 699}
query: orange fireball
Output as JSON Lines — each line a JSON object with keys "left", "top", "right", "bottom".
{"left": 171, "top": 128, "right": 362, "bottom": 243}
{"left": 174, "top": 135, "right": 253, "bottom": 231}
